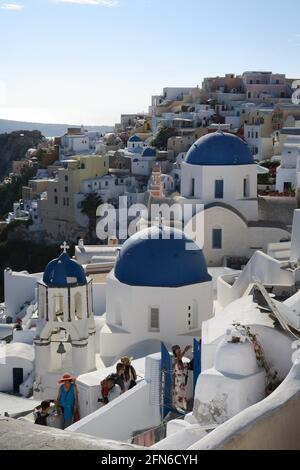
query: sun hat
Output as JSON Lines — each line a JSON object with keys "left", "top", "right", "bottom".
{"left": 58, "top": 373, "right": 76, "bottom": 384}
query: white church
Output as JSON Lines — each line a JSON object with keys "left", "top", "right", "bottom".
{"left": 100, "top": 225, "right": 213, "bottom": 364}
{"left": 179, "top": 131, "right": 291, "bottom": 266}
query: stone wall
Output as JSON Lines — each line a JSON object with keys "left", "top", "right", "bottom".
{"left": 0, "top": 417, "right": 141, "bottom": 450}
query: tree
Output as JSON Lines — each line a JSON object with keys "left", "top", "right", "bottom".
{"left": 81, "top": 192, "right": 103, "bottom": 243}
{"left": 151, "top": 126, "right": 177, "bottom": 150}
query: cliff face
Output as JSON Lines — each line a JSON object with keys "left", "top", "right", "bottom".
{"left": 0, "top": 130, "right": 43, "bottom": 179}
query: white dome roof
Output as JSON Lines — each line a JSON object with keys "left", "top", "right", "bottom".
{"left": 214, "top": 339, "right": 260, "bottom": 376}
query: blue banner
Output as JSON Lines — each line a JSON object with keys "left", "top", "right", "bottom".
{"left": 193, "top": 338, "right": 201, "bottom": 394}
{"left": 161, "top": 342, "right": 173, "bottom": 418}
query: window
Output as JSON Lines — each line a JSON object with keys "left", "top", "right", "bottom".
{"left": 248, "top": 92, "right": 251, "bottom": 99}
{"left": 255, "top": 132, "right": 258, "bottom": 139}
{"left": 243, "top": 177, "right": 250, "bottom": 198}
{"left": 190, "top": 178, "right": 195, "bottom": 197}
{"left": 65, "top": 186, "right": 68, "bottom": 193}
{"left": 115, "top": 303, "right": 122, "bottom": 326}
{"left": 212, "top": 228, "right": 222, "bottom": 249}
{"left": 189, "top": 300, "right": 198, "bottom": 330}
{"left": 149, "top": 307, "right": 160, "bottom": 332}
{"left": 54, "top": 196, "right": 58, "bottom": 205}
{"left": 53, "top": 294, "right": 64, "bottom": 320}
{"left": 214, "top": 179, "right": 224, "bottom": 199}
{"left": 284, "top": 182, "right": 292, "bottom": 192}
{"left": 65, "top": 175, "right": 68, "bottom": 181}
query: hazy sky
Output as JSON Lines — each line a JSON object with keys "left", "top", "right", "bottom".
{"left": 0, "top": 0, "right": 300, "bottom": 125}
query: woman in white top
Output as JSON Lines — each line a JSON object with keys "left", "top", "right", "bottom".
{"left": 120, "top": 356, "right": 137, "bottom": 391}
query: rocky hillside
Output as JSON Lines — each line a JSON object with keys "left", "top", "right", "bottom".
{"left": 0, "top": 130, "right": 43, "bottom": 179}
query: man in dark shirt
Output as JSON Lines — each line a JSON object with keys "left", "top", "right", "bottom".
{"left": 34, "top": 400, "right": 51, "bottom": 426}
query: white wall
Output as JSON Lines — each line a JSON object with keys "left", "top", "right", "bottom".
{"left": 189, "top": 361, "right": 300, "bottom": 450}
{"left": 185, "top": 206, "right": 290, "bottom": 267}
{"left": 181, "top": 162, "right": 258, "bottom": 221}
{"left": 13, "top": 329, "right": 36, "bottom": 345}
{"left": 201, "top": 297, "right": 293, "bottom": 379}
{"left": 68, "top": 354, "right": 161, "bottom": 441}
{"left": 0, "top": 356, "right": 34, "bottom": 393}
{"left": 92, "top": 283, "right": 106, "bottom": 316}
{"left": 100, "top": 273, "right": 213, "bottom": 362}
{"left": 4, "top": 270, "right": 41, "bottom": 320}
{"left": 217, "top": 250, "right": 294, "bottom": 308}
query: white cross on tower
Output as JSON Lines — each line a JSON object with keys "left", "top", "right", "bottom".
{"left": 60, "top": 241, "right": 70, "bottom": 253}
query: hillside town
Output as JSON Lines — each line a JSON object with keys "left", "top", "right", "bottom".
{"left": 1, "top": 70, "right": 300, "bottom": 451}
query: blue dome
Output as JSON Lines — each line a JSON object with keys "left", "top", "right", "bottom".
{"left": 114, "top": 226, "right": 211, "bottom": 288}
{"left": 128, "top": 134, "right": 142, "bottom": 143}
{"left": 43, "top": 252, "right": 87, "bottom": 287}
{"left": 142, "top": 147, "right": 156, "bottom": 158}
{"left": 185, "top": 132, "right": 254, "bottom": 166}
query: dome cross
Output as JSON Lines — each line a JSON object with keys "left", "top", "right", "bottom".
{"left": 60, "top": 241, "right": 70, "bottom": 253}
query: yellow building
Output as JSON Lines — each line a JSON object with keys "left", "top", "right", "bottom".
{"left": 39, "top": 155, "right": 109, "bottom": 242}
{"left": 22, "top": 179, "right": 50, "bottom": 200}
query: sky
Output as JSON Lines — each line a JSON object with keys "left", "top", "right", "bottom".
{"left": 0, "top": 0, "right": 300, "bottom": 126}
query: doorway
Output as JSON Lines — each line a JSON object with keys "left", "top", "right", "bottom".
{"left": 13, "top": 368, "right": 23, "bottom": 394}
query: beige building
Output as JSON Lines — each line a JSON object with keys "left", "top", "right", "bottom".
{"left": 22, "top": 179, "right": 50, "bottom": 200}
{"left": 168, "top": 128, "right": 208, "bottom": 157}
{"left": 38, "top": 155, "right": 109, "bottom": 242}
{"left": 202, "top": 73, "right": 245, "bottom": 94}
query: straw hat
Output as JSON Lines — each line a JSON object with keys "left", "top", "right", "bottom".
{"left": 58, "top": 373, "right": 76, "bottom": 384}
{"left": 120, "top": 356, "right": 133, "bottom": 366}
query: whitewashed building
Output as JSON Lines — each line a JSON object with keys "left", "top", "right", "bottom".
{"left": 179, "top": 131, "right": 290, "bottom": 266}
{"left": 99, "top": 225, "right": 214, "bottom": 364}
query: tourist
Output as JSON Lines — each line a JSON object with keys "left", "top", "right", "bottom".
{"left": 110, "top": 363, "right": 126, "bottom": 393}
{"left": 171, "top": 345, "right": 191, "bottom": 412}
{"left": 99, "top": 376, "right": 122, "bottom": 405}
{"left": 106, "top": 377, "right": 122, "bottom": 402}
{"left": 103, "top": 363, "right": 126, "bottom": 395}
{"left": 34, "top": 400, "right": 52, "bottom": 426}
{"left": 120, "top": 356, "right": 137, "bottom": 391}
{"left": 56, "top": 373, "right": 78, "bottom": 429}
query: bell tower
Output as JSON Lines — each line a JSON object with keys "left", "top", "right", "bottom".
{"left": 34, "top": 243, "right": 96, "bottom": 399}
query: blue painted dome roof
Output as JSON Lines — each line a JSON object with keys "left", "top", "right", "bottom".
{"left": 185, "top": 131, "right": 254, "bottom": 166}
{"left": 128, "top": 134, "right": 142, "bottom": 143}
{"left": 43, "top": 252, "right": 87, "bottom": 287}
{"left": 114, "top": 226, "right": 211, "bottom": 288}
{"left": 142, "top": 147, "right": 156, "bottom": 157}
